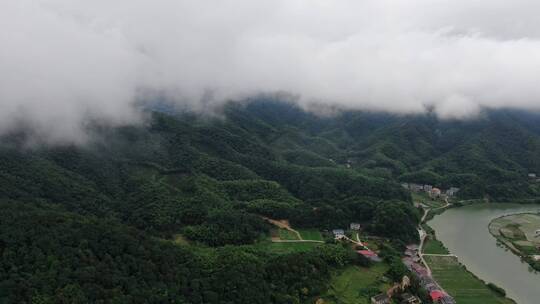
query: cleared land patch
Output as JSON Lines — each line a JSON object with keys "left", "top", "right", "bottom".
{"left": 279, "top": 228, "right": 301, "bottom": 240}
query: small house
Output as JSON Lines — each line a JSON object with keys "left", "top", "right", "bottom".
{"left": 401, "top": 293, "right": 422, "bottom": 304}
{"left": 438, "top": 296, "right": 456, "bottom": 304}
{"left": 411, "top": 264, "right": 428, "bottom": 276}
{"left": 358, "top": 250, "right": 382, "bottom": 262}
{"left": 404, "top": 246, "right": 418, "bottom": 257}
{"left": 446, "top": 187, "right": 460, "bottom": 197}
{"left": 406, "top": 244, "right": 419, "bottom": 251}
{"left": 529, "top": 173, "right": 537, "bottom": 179}
{"left": 402, "top": 257, "right": 414, "bottom": 269}
{"left": 371, "top": 293, "right": 390, "bottom": 304}
{"left": 431, "top": 188, "right": 442, "bottom": 197}
{"left": 332, "top": 229, "right": 345, "bottom": 239}
{"left": 410, "top": 183, "right": 424, "bottom": 192}
{"left": 423, "top": 184, "right": 433, "bottom": 192}
{"left": 429, "top": 290, "right": 445, "bottom": 302}
{"left": 423, "top": 282, "right": 438, "bottom": 292}
{"left": 350, "top": 222, "right": 361, "bottom": 230}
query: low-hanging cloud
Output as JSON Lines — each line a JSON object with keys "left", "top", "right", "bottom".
{"left": 3, "top": 0, "right": 540, "bottom": 142}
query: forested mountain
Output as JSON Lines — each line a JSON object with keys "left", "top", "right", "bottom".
{"left": 1, "top": 99, "right": 540, "bottom": 303}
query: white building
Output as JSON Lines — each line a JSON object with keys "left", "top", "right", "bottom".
{"left": 446, "top": 187, "right": 460, "bottom": 197}
{"left": 332, "top": 229, "right": 345, "bottom": 239}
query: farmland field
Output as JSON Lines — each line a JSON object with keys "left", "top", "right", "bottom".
{"left": 321, "top": 263, "right": 390, "bottom": 304}
{"left": 298, "top": 229, "right": 324, "bottom": 241}
{"left": 254, "top": 241, "right": 322, "bottom": 254}
{"left": 423, "top": 238, "right": 449, "bottom": 254}
{"left": 489, "top": 213, "right": 540, "bottom": 271}
{"left": 425, "top": 255, "right": 514, "bottom": 304}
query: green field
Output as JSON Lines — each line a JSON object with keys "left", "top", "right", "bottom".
{"left": 490, "top": 213, "right": 540, "bottom": 246}
{"left": 254, "top": 241, "right": 322, "bottom": 254}
{"left": 298, "top": 229, "right": 323, "bottom": 241}
{"left": 425, "top": 256, "right": 514, "bottom": 304}
{"left": 321, "top": 264, "right": 390, "bottom": 304}
{"left": 412, "top": 192, "right": 445, "bottom": 208}
{"left": 423, "top": 238, "right": 449, "bottom": 254}
{"left": 489, "top": 213, "right": 540, "bottom": 270}
{"left": 278, "top": 228, "right": 300, "bottom": 240}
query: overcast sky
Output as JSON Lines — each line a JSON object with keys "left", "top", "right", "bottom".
{"left": 3, "top": 0, "right": 540, "bottom": 142}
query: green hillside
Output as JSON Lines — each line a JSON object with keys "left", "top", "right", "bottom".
{"left": 2, "top": 99, "right": 540, "bottom": 303}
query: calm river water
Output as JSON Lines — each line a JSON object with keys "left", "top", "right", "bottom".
{"left": 429, "top": 203, "right": 540, "bottom": 304}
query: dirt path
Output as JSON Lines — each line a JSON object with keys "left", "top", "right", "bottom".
{"left": 342, "top": 235, "right": 363, "bottom": 246}
{"left": 263, "top": 217, "right": 303, "bottom": 240}
{"left": 422, "top": 253, "right": 457, "bottom": 257}
{"left": 417, "top": 199, "right": 453, "bottom": 283}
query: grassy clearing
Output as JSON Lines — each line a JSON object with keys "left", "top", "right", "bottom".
{"left": 412, "top": 192, "right": 445, "bottom": 208}
{"left": 423, "top": 238, "right": 449, "bottom": 254}
{"left": 298, "top": 229, "right": 323, "bottom": 241}
{"left": 321, "top": 263, "right": 390, "bottom": 304}
{"left": 172, "top": 234, "right": 190, "bottom": 245}
{"left": 425, "top": 256, "right": 514, "bottom": 304}
{"left": 254, "top": 241, "right": 321, "bottom": 254}
{"left": 278, "top": 228, "right": 300, "bottom": 240}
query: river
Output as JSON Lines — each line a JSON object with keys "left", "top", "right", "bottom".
{"left": 428, "top": 203, "right": 540, "bottom": 304}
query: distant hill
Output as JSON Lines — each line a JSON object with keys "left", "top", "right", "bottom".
{"left": 233, "top": 100, "right": 540, "bottom": 200}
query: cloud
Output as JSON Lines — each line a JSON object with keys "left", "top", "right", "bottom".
{"left": 2, "top": 0, "right": 540, "bottom": 141}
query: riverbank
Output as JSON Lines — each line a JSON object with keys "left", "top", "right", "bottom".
{"left": 420, "top": 202, "right": 519, "bottom": 304}
{"left": 428, "top": 203, "right": 540, "bottom": 304}
{"left": 488, "top": 213, "right": 540, "bottom": 272}
{"left": 425, "top": 255, "right": 515, "bottom": 304}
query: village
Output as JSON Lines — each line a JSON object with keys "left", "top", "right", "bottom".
{"left": 330, "top": 224, "right": 456, "bottom": 303}
{"left": 331, "top": 184, "right": 460, "bottom": 304}
{"left": 265, "top": 182, "right": 464, "bottom": 304}
{"left": 400, "top": 183, "right": 460, "bottom": 200}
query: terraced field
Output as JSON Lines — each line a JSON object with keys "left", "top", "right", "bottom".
{"left": 425, "top": 255, "right": 514, "bottom": 304}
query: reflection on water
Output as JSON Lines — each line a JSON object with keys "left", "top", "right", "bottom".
{"left": 429, "top": 204, "right": 540, "bottom": 304}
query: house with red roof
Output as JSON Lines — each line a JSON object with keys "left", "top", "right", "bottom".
{"left": 430, "top": 290, "right": 445, "bottom": 302}
{"left": 357, "top": 250, "right": 382, "bottom": 262}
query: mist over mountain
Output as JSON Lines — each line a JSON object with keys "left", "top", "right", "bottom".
{"left": 3, "top": 1, "right": 540, "bottom": 303}
{"left": 4, "top": 0, "right": 540, "bottom": 142}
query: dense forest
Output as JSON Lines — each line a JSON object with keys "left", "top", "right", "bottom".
{"left": 2, "top": 99, "right": 540, "bottom": 302}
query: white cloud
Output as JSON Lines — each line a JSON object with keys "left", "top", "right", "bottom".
{"left": 2, "top": 0, "right": 540, "bottom": 141}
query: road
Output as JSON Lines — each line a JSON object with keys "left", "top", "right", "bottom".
{"left": 417, "top": 197, "right": 451, "bottom": 276}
